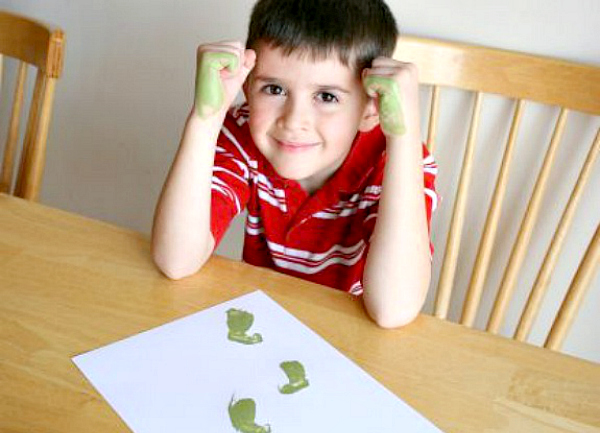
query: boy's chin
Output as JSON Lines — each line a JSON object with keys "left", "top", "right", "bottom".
{"left": 272, "top": 166, "right": 307, "bottom": 181}
{"left": 272, "top": 165, "right": 314, "bottom": 182}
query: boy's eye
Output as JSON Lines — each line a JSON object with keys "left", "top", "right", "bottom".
{"left": 316, "top": 92, "right": 339, "bottom": 103}
{"left": 262, "top": 84, "right": 285, "bottom": 96}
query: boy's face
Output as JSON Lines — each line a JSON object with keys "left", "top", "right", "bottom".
{"left": 244, "top": 43, "right": 377, "bottom": 193}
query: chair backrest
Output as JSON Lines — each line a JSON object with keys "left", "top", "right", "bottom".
{"left": 394, "top": 36, "right": 600, "bottom": 351}
{"left": 0, "top": 10, "right": 64, "bottom": 201}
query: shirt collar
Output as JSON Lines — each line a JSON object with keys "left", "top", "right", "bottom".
{"left": 326, "top": 125, "right": 386, "bottom": 194}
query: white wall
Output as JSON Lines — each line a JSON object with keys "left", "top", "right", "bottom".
{"left": 1, "top": 0, "right": 598, "bottom": 362}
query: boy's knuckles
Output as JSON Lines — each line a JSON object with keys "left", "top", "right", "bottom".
{"left": 393, "top": 67, "right": 418, "bottom": 85}
{"left": 403, "top": 63, "right": 418, "bottom": 75}
{"left": 197, "top": 43, "right": 243, "bottom": 58}
{"left": 396, "top": 63, "right": 418, "bottom": 77}
{"left": 371, "top": 56, "right": 392, "bottom": 65}
{"left": 206, "top": 40, "right": 242, "bottom": 48}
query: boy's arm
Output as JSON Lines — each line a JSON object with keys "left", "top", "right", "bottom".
{"left": 152, "top": 42, "right": 255, "bottom": 279}
{"left": 361, "top": 58, "right": 433, "bottom": 328}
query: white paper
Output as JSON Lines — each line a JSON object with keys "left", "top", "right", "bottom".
{"left": 73, "top": 290, "right": 443, "bottom": 432}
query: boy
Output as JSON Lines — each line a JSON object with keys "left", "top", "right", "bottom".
{"left": 152, "top": 0, "right": 438, "bottom": 328}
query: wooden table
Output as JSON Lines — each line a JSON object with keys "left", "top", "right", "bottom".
{"left": 1, "top": 194, "right": 599, "bottom": 432}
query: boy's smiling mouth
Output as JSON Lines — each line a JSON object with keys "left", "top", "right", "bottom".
{"left": 274, "top": 138, "right": 321, "bottom": 152}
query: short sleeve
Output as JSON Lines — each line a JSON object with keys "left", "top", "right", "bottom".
{"left": 210, "top": 110, "right": 253, "bottom": 247}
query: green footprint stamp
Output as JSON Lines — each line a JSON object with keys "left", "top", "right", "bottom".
{"left": 227, "top": 308, "right": 263, "bottom": 345}
{"left": 228, "top": 397, "right": 271, "bottom": 433}
{"left": 364, "top": 75, "right": 406, "bottom": 136}
{"left": 278, "top": 360, "right": 309, "bottom": 394}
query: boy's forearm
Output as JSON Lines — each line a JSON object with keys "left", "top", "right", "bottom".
{"left": 151, "top": 112, "right": 224, "bottom": 279}
{"left": 362, "top": 132, "right": 431, "bottom": 328}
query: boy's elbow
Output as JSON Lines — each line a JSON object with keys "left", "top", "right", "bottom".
{"left": 159, "top": 264, "right": 197, "bottom": 280}
{"left": 369, "top": 306, "right": 421, "bottom": 329}
{"left": 152, "top": 248, "right": 211, "bottom": 281}
{"left": 153, "top": 257, "right": 196, "bottom": 280}
{"left": 363, "top": 285, "right": 426, "bottom": 329}
{"left": 363, "top": 267, "right": 431, "bottom": 329}
{"left": 151, "top": 233, "right": 215, "bottom": 280}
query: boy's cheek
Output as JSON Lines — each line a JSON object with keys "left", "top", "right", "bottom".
{"left": 247, "top": 108, "right": 270, "bottom": 136}
{"left": 248, "top": 96, "right": 281, "bottom": 121}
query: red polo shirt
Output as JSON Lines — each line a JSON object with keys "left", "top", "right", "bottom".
{"left": 210, "top": 104, "right": 438, "bottom": 295}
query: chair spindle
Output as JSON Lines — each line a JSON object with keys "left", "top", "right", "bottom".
{"left": 516, "top": 128, "right": 600, "bottom": 341}
{"left": 1, "top": 61, "right": 28, "bottom": 194}
{"left": 434, "top": 91, "right": 482, "bottom": 318}
{"left": 487, "top": 108, "right": 569, "bottom": 333}
{"left": 461, "top": 99, "right": 525, "bottom": 327}
{"left": 14, "top": 71, "right": 45, "bottom": 199}
{"left": 427, "top": 85, "right": 440, "bottom": 154}
{"left": 21, "top": 76, "right": 56, "bottom": 200}
{"left": 545, "top": 223, "right": 600, "bottom": 351}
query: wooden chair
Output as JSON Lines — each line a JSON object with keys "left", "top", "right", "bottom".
{"left": 394, "top": 36, "right": 600, "bottom": 351}
{"left": 0, "top": 10, "right": 65, "bottom": 200}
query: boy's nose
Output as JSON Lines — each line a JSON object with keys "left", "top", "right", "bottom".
{"left": 278, "top": 96, "right": 311, "bottom": 132}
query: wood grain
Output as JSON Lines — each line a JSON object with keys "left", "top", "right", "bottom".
{"left": 1, "top": 195, "right": 599, "bottom": 432}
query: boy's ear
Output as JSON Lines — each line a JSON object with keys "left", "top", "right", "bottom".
{"left": 358, "top": 97, "right": 380, "bottom": 132}
{"left": 242, "top": 79, "right": 250, "bottom": 101}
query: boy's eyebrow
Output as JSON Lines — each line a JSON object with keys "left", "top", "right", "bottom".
{"left": 252, "top": 75, "right": 351, "bottom": 94}
{"left": 314, "top": 84, "right": 351, "bottom": 94}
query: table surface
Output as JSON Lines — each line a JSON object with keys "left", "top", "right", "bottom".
{"left": 1, "top": 194, "right": 599, "bottom": 433}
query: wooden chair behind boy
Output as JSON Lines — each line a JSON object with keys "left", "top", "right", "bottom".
{"left": 395, "top": 36, "right": 599, "bottom": 352}
{"left": 0, "top": 10, "right": 65, "bottom": 201}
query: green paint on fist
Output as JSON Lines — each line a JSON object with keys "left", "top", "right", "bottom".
{"left": 364, "top": 76, "right": 406, "bottom": 136}
{"left": 195, "top": 51, "right": 239, "bottom": 118}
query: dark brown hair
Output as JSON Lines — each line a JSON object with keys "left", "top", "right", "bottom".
{"left": 246, "top": 0, "right": 399, "bottom": 74}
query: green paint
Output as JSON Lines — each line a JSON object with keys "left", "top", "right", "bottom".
{"left": 364, "top": 76, "right": 406, "bottom": 136}
{"left": 228, "top": 397, "right": 271, "bottom": 433}
{"left": 226, "top": 308, "right": 263, "bottom": 345}
{"left": 195, "top": 51, "right": 239, "bottom": 118}
{"left": 278, "top": 361, "right": 309, "bottom": 394}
